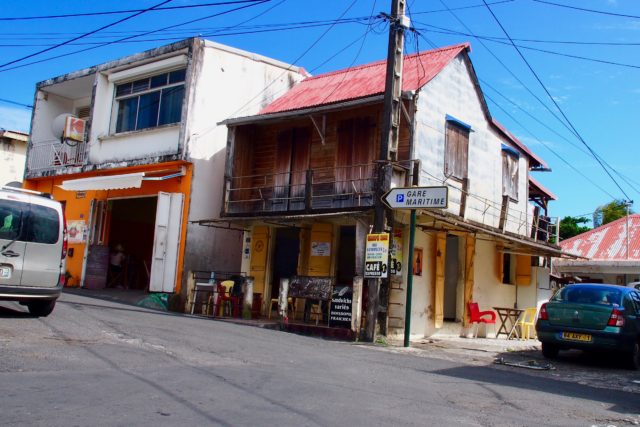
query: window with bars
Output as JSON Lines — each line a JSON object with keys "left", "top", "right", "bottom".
{"left": 444, "top": 119, "right": 470, "bottom": 180}
{"left": 114, "top": 68, "right": 186, "bottom": 133}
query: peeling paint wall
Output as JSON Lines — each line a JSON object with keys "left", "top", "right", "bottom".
{"left": 415, "top": 54, "right": 531, "bottom": 236}
{"left": 0, "top": 136, "right": 27, "bottom": 185}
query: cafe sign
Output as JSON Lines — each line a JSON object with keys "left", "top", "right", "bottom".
{"left": 364, "top": 233, "right": 389, "bottom": 279}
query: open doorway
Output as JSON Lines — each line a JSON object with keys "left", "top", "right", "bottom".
{"left": 444, "top": 235, "right": 461, "bottom": 321}
{"left": 336, "top": 226, "right": 356, "bottom": 286}
{"left": 270, "top": 227, "right": 300, "bottom": 300}
{"left": 107, "top": 197, "right": 157, "bottom": 290}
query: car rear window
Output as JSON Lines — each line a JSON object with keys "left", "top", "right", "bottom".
{"left": 0, "top": 199, "right": 59, "bottom": 244}
{"left": 553, "top": 286, "right": 623, "bottom": 306}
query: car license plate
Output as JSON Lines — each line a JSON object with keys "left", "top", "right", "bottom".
{"left": 0, "top": 266, "right": 10, "bottom": 279}
{"left": 562, "top": 332, "right": 592, "bottom": 342}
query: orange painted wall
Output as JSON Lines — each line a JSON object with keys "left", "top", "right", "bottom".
{"left": 25, "top": 161, "right": 193, "bottom": 294}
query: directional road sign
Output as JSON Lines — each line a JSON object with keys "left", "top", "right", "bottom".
{"left": 382, "top": 186, "right": 448, "bottom": 210}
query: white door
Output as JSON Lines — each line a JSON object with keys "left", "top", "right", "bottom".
{"left": 149, "top": 192, "right": 184, "bottom": 293}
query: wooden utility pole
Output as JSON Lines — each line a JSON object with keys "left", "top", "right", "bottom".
{"left": 364, "top": 0, "right": 408, "bottom": 342}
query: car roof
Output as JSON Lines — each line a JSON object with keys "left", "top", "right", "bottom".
{"left": 0, "top": 188, "right": 61, "bottom": 210}
{"left": 565, "top": 283, "right": 634, "bottom": 294}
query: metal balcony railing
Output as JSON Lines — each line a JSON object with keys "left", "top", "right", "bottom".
{"left": 27, "top": 139, "right": 88, "bottom": 172}
{"left": 225, "top": 163, "right": 377, "bottom": 215}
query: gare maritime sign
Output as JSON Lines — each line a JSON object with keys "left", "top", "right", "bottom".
{"left": 382, "top": 186, "right": 448, "bottom": 210}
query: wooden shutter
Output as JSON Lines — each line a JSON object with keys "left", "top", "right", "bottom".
{"left": 445, "top": 122, "right": 469, "bottom": 179}
{"left": 433, "top": 232, "right": 446, "bottom": 328}
{"left": 463, "top": 235, "right": 475, "bottom": 326}
{"left": 502, "top": 152, "right": 519, "bottom": 200}
{"left": 274, "top": 130, "right": 293, "bottom": 207}
{"left": 308, "top": 223, "right": 333, "bottom": 276}
{"left": 516, "top": 255, "right": 532, "bottom": 286}
{"left": 495, "top": 245, "right": 504, "bottom": 281}
{"left": 336, "top": 119, "right": 353, "bottom": 195}
{"left": 290, "top": 128, "right": 311, "bottom": 199}
{"left": 249, "top": 226, "right": 270, "bottom": 295}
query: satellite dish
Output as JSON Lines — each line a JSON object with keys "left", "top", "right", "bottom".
{"left": 52, "top": 113, "right": 74, "bottom": 139}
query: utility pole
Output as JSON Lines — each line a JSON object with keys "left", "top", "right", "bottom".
{"left": 364, "top": 0, "right": 408, "bottom": 342}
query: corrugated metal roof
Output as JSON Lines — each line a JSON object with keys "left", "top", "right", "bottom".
{"left": 259, "top": 43, "right": 470, "bottom": 115}
{"left": 529, "top": 176, "right": 557, "bottom": 201}
{"left": 560, "top": 214, "right": 640, "bottom": 260}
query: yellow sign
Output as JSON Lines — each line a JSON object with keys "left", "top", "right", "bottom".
{"left": 364, "top": 233, "right": 389, "bottom": 279}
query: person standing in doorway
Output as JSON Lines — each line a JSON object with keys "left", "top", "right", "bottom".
{"left": 109, "top": 244, "right": 127, "bottom": 289}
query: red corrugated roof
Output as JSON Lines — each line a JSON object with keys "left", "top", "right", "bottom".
{"left": 259, "top": 43, "right": 470, "bottom": 115}
{"left": 529, "top": 176, "right": 557, "bottom": 201}
{"left": 560, "top": 214, "right": 640, "bottom": 260}
{"left": 492, "top": 119, "right": 548, "bottom": 169}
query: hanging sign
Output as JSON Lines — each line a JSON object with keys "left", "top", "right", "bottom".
{"left": 364, "top": 233, "right": 389, "bottom": 279}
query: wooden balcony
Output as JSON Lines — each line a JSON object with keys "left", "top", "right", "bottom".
{"left": 224, "top": 163, "right": 377, "bottom": 215}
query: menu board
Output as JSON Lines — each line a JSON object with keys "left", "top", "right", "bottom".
{"left": 83, "top": 245, "right": 109, "bottom": 289}
{"left": 329, "top": 285, "right": 353, "bottom": 329}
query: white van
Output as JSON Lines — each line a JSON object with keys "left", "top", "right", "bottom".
{"left": 0, "top": 186, "right": 67, "bottom": 316}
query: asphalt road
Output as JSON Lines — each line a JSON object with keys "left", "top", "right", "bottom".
{"left": 1, "top": 292, "right": 639, "bottom": 427}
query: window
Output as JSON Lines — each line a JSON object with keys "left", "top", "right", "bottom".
{"left": 0, "top": 200, "right": 59, "bottom": 244}
{"left": 502, "top": 146, "right": 519, "bottom": 200}
{"left": 444, "top": 119, "right": 470, "bottom": 180}
{"left": 114, "top": 68, "right": 186, "bottom": 133}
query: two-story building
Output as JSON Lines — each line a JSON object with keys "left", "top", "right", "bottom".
{"left": 1, "top": 129, "right": 28, "bottom": 186}
{"left": 24, "top": 38, "right": 307, "bottom": 302}
{"left": 205, "top": 43, "right": 562, "bottom": 339}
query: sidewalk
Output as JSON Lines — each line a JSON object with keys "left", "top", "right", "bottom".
{"left": 385, "top": 335, "right": 640, "bottom": 395}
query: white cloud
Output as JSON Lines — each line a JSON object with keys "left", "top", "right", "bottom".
{"left": 0, "top": 105, "right": 31, "bottom": 133}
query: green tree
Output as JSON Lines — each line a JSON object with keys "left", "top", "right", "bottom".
{"left": 559, "top": 216, "right": 591, "bottom": 241}
{"left": 593, "top": 199, "right": 633, "bottom": 227}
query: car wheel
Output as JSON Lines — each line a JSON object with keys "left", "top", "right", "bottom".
{"left": 541, "top": 342, "right": 559, "bottom": 359}
{"left": 627, "top": 341, "right": 640, "bottom": 370}
{"left": 27, "top": 300, "right": 56, "bottom": 317}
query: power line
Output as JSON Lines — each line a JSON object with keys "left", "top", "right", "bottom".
{"left": 0, "top": 1, "right": 265, "bottom": 21}
{"left": 0, "top": 97, "right": 33, "bottom": 109}
{"left": 410, "top": 0, "right": 515, "bottom": 15}
{"left": 532, "top": 0, "right": 640, "bottom": 19}
{"left": 481, "top": 0, "right": 632, "bottom": 202}
{"left": 224, "top": 0, "right": 361, "bottom": 120}
{"left": 413, "top": 23, "right": 640, "bottom": 70}
{"left": 0, "top": 0, "right": 272, "bottom": 73}
{"left": 483, "top": 92, "right": 619, "bottom": 200}
{"left": 422, "top": 3, "right": 640, "bottom": 198}
{"left": 413, "top": 22, "right": 640, "bottom": 47}
{"left": 0, "top": 1, "right": 173, "bottom": 70}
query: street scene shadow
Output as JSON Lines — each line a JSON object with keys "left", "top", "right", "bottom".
{"left": 429, "top": 362, "right": 640, "bottom": 414}
{"left": 0, "top": 303, "right": 33, "bottom": 318}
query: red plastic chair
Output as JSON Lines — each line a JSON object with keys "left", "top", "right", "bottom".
{"left": 468, "top": 302, "right": 496, "bottom": 338}
{"left": 214, "top": 281, "right": 240, "bottom": 317}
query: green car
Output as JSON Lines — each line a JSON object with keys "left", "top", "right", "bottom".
{"left": 536, "top": 284, "right": 640, "bottom": 369}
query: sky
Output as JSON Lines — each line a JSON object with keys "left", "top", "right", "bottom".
{"left": 0, "top": 0, "right": 638, "bottom": 223}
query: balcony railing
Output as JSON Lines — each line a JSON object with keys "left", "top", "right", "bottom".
{"left": 28, "top": 139, "right": 88, "bottom": 173}
{"left": 225, "top": 163, "right": 377, "bottom": 215}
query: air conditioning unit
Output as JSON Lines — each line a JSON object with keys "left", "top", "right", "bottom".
{"left": 63, "top": 116, "right": 86, "bottom": 142}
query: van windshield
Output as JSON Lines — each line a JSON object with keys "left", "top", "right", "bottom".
{"left": 0, "top": 199, "right": 59, "bottom": 244}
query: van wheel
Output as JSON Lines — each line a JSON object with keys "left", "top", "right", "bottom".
{"left": 541, "top": 342, "right": 559, "bottom": 359}
{"left": 627, "top": 342, "right": 640, "bottom": 370}
{"left": 27, "top": 300, "right": 56, "bottom": 317}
